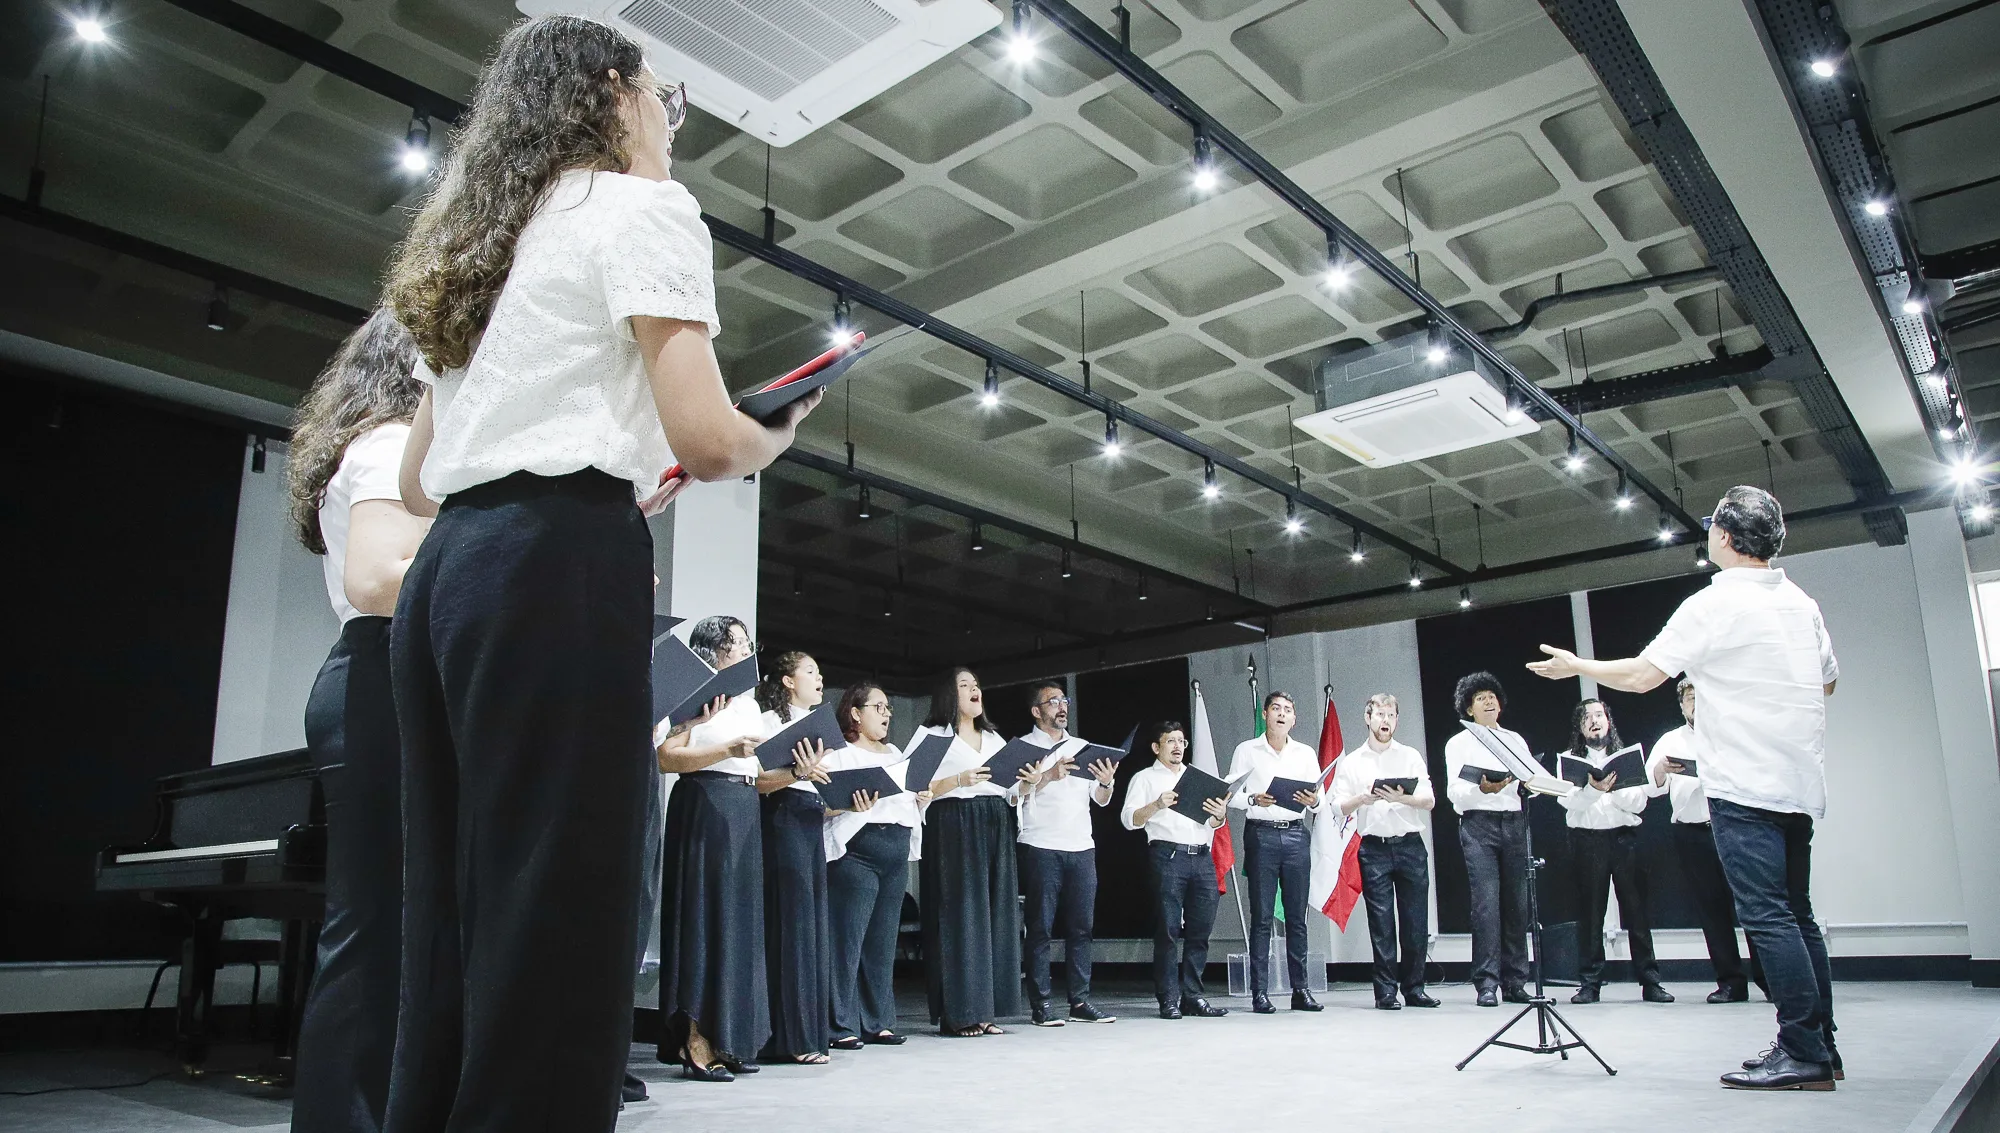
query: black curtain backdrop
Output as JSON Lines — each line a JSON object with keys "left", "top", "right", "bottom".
{"left": 1075, "top": 658, "right": 1189, "bottom": 939}
{"left": 1586, "top": 572, "right": 1713, "bottom": 931}
{"left": 1415, "top": 596, "right": 1580, "bottom": 934}
{"left": 1, "top": 372, "right": 243, "bottom": 960}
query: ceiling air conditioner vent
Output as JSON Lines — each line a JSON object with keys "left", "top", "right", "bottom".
{"left": 518, "top": 0, "right": 1000, "bottom": 146}
{"left": 1293, "top": 330, "right": 1536, "bottom": 469}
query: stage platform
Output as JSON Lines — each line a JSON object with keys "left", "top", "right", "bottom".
{"left": 3, "top": 980, "right": 1996, "bottom": 1132}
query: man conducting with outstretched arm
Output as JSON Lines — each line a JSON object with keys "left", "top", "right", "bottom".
{"left": 1528, "top": 485, "right": 1839, "bottom": 1092}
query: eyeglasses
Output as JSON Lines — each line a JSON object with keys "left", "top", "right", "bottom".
{"left": 862, "top": 702, "right": 892, "bottom": 713}
{"left": 727, "top": 635, "right": 757, "bottom": 654}
{"left": 657, "top": 80, "right": 688, "bottom": 133}
{"left": 1699, "top": 516, "right": 1714, "bottom": 531}
{"left": 1036, "top": 695, "right": 1069, "bottom": 709}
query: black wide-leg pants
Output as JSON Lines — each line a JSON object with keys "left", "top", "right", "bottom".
{"left": 294, "top": 616, "right": 400, "bottom": 1133}
{"left": 1673, "top": 820, "right": 1750, "bottom": 993}
{"left": 761, "top": 788, "right": 830, "bottom": 1060}
{"left": 828, "top": 822, "right": 911, "bottom": 1041}
{"left": 385, "top": 470, "right": 653, "bottom": 1133}
{"left": 1572, "top": 825, "right": 1661, "bottom": 988}
{"left": 1459, "top": 810, "right": 1530, "bottom": 993}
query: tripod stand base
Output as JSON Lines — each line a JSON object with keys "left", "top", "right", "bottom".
{"left": 1455, "top": 996, "right": 1616, "bottom": 1076}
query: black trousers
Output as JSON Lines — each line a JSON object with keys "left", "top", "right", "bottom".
{"left": 919, "top": 796, "right": 1023, "bottom": 1029}
{"left": 1019, "top": 845, "right": 1096, "bottom": 1005}
{"left": 1571, "top": 825, "right": 1661, "bottom": 988}
{"left": 1673, "top": 821, "right": 1749, "bottom": 992}
{"left": 294, "top": 616, "right": 400, "bottom": 1133}
{"left": 1148, "top": 843, "right": 1218, "bottom": 1005}
{"left": 1358, "top": 832, "right": 1429, "bottom": 1000}
{"left": 386, "top": 470, "right": 653, "bottom": 1133}
{"left": 1458, "top": 810, "right": 1529, "bottom": 992}
{"left": 761, "top": 788, "right": 830, "bottom": 1059}
{"left": 1243, "top": 821, "right": 1309, "bottom": 993}
{"left": 827, "top": 822, "right": 911, "bottom": 1040}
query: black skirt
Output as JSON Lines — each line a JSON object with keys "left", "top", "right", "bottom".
{"left": 919, "top": 795, "right": 1023, "bottom": 1029}
{"left": 659, "top": 771, "right": 769, "bottom": 1062}
{"left": 760, "top": 787, "right": 830, "bottom": 1059}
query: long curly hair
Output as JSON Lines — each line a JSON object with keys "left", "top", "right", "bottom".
{"left": 1566, "top": 698, "right": 1623, "bottom": 757}
{"left": 381, "top": 16, "right": 650, "bottom": 373}
{"left": 286, "top": 310, "right": 422, "bottom": 554}
{"left": 755, "top": 651, "right": 813, "bottom": 722}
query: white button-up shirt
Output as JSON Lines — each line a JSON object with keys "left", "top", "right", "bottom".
{"left": 1015, "top": 729, "right": 1111, "bottom": 853}
{"left": 822, "top": 741, "right": 923, "bottom": 863}
{"left": 760, "top": 709, "right": 822, "bottom": 796}
{"left": 1330, "top": 740, "right": 1433, "bottom": 838}
{"left": 1121, "top": 762, "right": 1216, "bottom": 846}
{"left": 1640, "top": 567, "right": 1838, "bottom": 818}
{"left": 1645, "top": 725, "right": 1709, "bottom": 824}
{"left": 917, "top": 725, "right": 1012, "bottom": 800}
{"left": 1444, "top": 727, "right": 1528, "bottom": 813}
{"left": 318, "top": 423, "right": 410, "bottom": 625}
{"left": 685, "top": 693, "right": 763, "bottom": 779}
{"left": 1558, "top": 746, "right": 1649, "bottom": 830}
{"left": 1227, "top": 735, "right": 1324, "bottom": 823}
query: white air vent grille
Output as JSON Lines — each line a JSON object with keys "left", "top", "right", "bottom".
{"left": 525, "top": 0, "right": 998, "bottom": 146}
{"left": 615, "top": 0, "right": 896, "bottom": 101}
{"left": 1296, "top": 370, "right": 1537, "bottom": 469}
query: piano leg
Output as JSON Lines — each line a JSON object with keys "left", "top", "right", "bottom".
{"left": 176, "top": 909, "right": 223, "bottom": 1075}
{"left": 271, "top": 919, "right": 319, "bottom": 1062}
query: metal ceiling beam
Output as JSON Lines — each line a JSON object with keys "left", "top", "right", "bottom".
{"left": 703, "top": 214, "right": 1463, "bottom": 576}
{"left": 779, "top": 448, "right": 1268, "bottom": 608}
{"left": 1525, "top": 347, "right": 1774, "bottom": 418}
{"left": 1025, "top": 0, "right": 1703, "bottom": 538}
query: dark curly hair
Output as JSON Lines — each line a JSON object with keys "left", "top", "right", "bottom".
{"left": 1454, "top": 671, "right": 1507, "bottom": 719}
{"left": 1711, "top": 485, "right": 1785, "bottom": 561}
{"left": 688, "top": 615, "right": 746, "bottom": 667}
{"left": 381, "top": 16, "right": 655, "bottom": 373}
{"left": 755, "top": 651, "right": 813, "bottom": 722}
{"left": 836, "top": 681, "right": 887, "bottom": 743}
{"left": 286, "top": 310, "right": 422, "bottom": 555}
{"left": 1566, "top": 698, "right": 1623, "bottom": 757}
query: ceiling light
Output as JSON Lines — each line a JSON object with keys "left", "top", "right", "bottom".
{"left": 1191, "top": 132, "right": 1219, "bottom": 193}
{"left": 205, "top": 284, "right": 228, "bottom": 332}
{"left": 1282, "top": 497, "right": 1303, "bottom": 535}
{"left": 1696, "top": 550, "right": 1710, "bottom": 569}
{"left": 1809, "top": 58, "right": 1838, "bottom": 78}
{"left": 1202, "top": 458, "right": 1220, "bottom": 500}
{"left": 856, "top": 484, "right": 872, "bottom": 520}
{"left": 1349, "top": 528, "right": 1365, "bottom": 564}
{"left": 1903, "top": 298, "right": 1925, "bottom": 316}
{"left": 1426, "top": 344, "right": 1447, "bottom": 364}
{"left": 1942, "top": 427, "right": 1959, "bottom": 443}
{"left": 882, "top": 589, "right": 893, "bottom": 617}
{"left": 1503, "top": 382, "right": 1526, "bottom": 423}
{"left": 1657, "top": 525, "right": 1675, "bottom": 543}
{"left": 1137, "top": 576, "right": 1149, "bottom": 601}
{"left": 400, "top": 113, "right": 431, "bottom": 173}
{"left": 73, "top": 16, "right": 107, "bottom": 42}
{"left": 1006, "top": 0, "right": 1036, "bottom": 63}
{"left": 1324, "top": 263, "right": 1353, "bottom": 289}
{"left": 1102, "top": 414, "right": 1121, "bottom": 457}
{"left": 1973, "top": 504, "right": 1994, "bottom": 523}
{"left": 1951, "top": 457, "right": 1982, "bottom": 486}
{"left": 1458, "top": 587, "right": 1472, "bottom": 610}
{"left": 1863, "top": 199, "right": 1889, "bottom": 217}
{"left": 1408, "top": 562, "right": 1422, "bottom": 589}
{"left": 1060, "top": 548, "right": 1073, "bottom": 579}
{"left": 970, "top": 522, "right": 984, "bottom": 552}
{"left": 1425, "top": 322, "right": 1452, "bottom": 365}
{"left": 1614, "top": 471, "right": 1632, "bottom": 510}
{"left": 982, "top": 359, "right": 1000, "bottom": 407}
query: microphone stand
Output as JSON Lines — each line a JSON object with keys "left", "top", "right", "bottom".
{"left": 1455, "top": 787, "right": 1615, "bottom": 1075}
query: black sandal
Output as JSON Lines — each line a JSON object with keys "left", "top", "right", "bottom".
{"left": 830, "top": 1036, "right": 865, "bottom": 1051}
{"left": 864, "top": 1030, "right": 907, "bottom": 1046}
{"left": 680, "top": 1056, "right": 734, "bottom": 1082}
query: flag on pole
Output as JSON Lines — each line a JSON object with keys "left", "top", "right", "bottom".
{"left": 1190, "top": 684, "right": 1234, "bottom": 894}
{"left": 1309, "top": 688, "right": 1365, "bottom": 930}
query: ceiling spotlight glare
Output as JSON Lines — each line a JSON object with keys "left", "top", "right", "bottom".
{"left": 73, "top": 15, "right": 107, "bottom": 42}
{"left": 1137, "top": 576, "right": 1149, "bottom": 601}
{"left": 1564, "top": 430, "right": 1584, "bottom": 473}
{"left": 1951, "top": 457, "right": 1982, "bottom": 486}
{"left": 856, "top": 484, "right": 873, "bottom": 520}
{"left": 1202, "top": 458, "right": 1220, "bottom": 500}
{"left": 1458, "top": 587, "right": 1472, "bottom": 610}
{"left": 1942, "top": 427, "right": 1960, "bottom": 442}
{"left": 1902, "top": 298, "right": 1925, "bottom": 316}
{"left": 1613, "top": 472, "right": 1632, "bottom": 510}
{"left": 1282, "top": 499, "right": 1303, "bottom": 535}
{"left": 1191, "top": 133, "right": 1219, "bottom": 193}
{"left": 400, "top": 114, "right": 431, "bottom": 173}
{"left": 1863, "top": 199, "right": 1889, "bottom": 217}
{"left": 1657, "top": 526, "right": 1675, "bottom": 543}
{"left": 1809, "top": 58, "right": 1838, "bottom": 78}
{"left": 1696, "top": 552, "right": 1710, "bottom": 568}
{"left": 1503, "top": 383, "right": 1526, "bottom": 424}
{"left": 1102, "top": 415, "right": 1121, "bottom": 457}
{"left": 1324, "top": 262, "right": 1353, "bottom": 289}
{"left": 981, "top": 359, "right": 1000, "bottom": 407}
{"left": 1005, "top": 33, "right": 1037, "bottom": 63}
{"left": 1349, "top": 529, "right": 1365, "bottom": 564}
{"left": 1973, "top": 504, "right": 1995, "bottom": 523}
{"left": 1425, "top": 344, "right": 1448, "bottom": 364}
{"left": 1060, "top": 548, "right": 1073, "bottom": 579}
{"left": 1408, "top": 563, "right": 1423, "bottom": 589}
{"left": 969, "top": 521, "right": 984, "bottom": 552}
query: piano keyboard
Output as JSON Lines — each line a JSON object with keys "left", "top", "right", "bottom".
{"left": 113, "top": 839, "right": 281, "bottom": 864}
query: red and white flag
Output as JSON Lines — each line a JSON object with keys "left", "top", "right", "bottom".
{"left": 1308, "top": 690, "right": 1364, "bottom": 929}
{"left": 1189, "top": 684, "right": 1234, "bottom": 894}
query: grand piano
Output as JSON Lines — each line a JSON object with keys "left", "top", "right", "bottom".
{"left": 96, "top": 749, "right": 327, "bottom": 1076}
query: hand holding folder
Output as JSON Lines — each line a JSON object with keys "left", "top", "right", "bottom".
{"left": 659, "top": 335, "right": 866, "bottom": 485}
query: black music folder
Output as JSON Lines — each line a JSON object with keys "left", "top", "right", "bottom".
{"left": 1263, "top": 775, "right": 1318, "bottom": 812}
{"left": 1456, "top": 765, "right": 1512, "bottom": 786}
{"left": 983, "top": 737, "right": 1049, "bottom": 786}
{"left": 1559, "top": 745, "right": 1647, "bottom": 790}
{"left": 650, "top": 633, "right": 714, "bottom": 726}
{"left": 1672, "top": 756, "right": 1699, "bottom": 777}
{"left": 902, "top": 732, "right": 954, "bottom": 793}
{"left": 664, "top": 654, "right": 761, "bottom": 728}
{"left": 1372, "top": 777, "right": 1419, "bottom": 796}
{"left": 1064, "top": 742, "right": 1128, "bottom": 775}
{"left": 737, "top": 344, "right": 871, "bottom": 424}
{"left": 1168, "top": 765, "right": 1231, "bottom": 823}
{"left": 757, "top": 706, "right": 848, "bottom": 772}
{"left": 814, "top": 766, "right": 903, "bottom": 809}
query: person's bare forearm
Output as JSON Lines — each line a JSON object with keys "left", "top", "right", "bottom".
{"left": 656, "top": 742, "right": 735, "bottom": 774}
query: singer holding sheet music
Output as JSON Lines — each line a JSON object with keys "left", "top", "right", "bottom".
{"left": 824, "top": 682, "right": 927, "bottom": 1049}
{"left": 754, "top": 652, "right": 835, "bottom": 1065}
{"left": 1122, "top": 722, "right": 1230, "bottom": 1019}
{"left": 1443, "top": 672, "right": 1533, "bottom": 1008}
{"left": 916, "top": 667, "right": 1023, "bottom": 1037}
{"left": 382, "top": 19, "right": 821, "bottom": 1128}
{"left": 1559, "top": 699, "right": 1670, "bottom": 1004}
{"left": 1330, "top": 694, "right": 1438, "bottom": 1011}
{"left": 1228, "top": 692, "right": 1326, "bottom": 1014}
{"left": 287, "top": 311, "right": 427, "bottom": 1133}
{"left": 655, "top": 617, "right": 771, "bottom": 1081}
{"left": 1014, "top": 682, "right": 1116, "bottom": 1027}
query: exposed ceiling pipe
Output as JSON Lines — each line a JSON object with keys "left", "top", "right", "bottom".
{"left": 1480, "top": 266, "right": 1723, "bottom": 340}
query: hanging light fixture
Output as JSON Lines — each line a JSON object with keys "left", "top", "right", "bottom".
{"left": 1191, "top": 131, "right": 1219, "bottom": 192}
{"left": 969, "top": 521, "right": 984, "bottom": 552}
{"left": 1564, "top": 428, "right": 1584, "bottom": 473}
{"left": 1102, "top": 413, "right": 1121, "bottom": 457}
{"left": 1060, "top": 548, "right": 1073, "bottom": 579}
{"left": 1137, "top": 575, "right": 1149, "bottom": 601}
{"left": 1349, "top": 527, "right": 1365, "bottom": 564}
{"left": 206, "top": 284, "right": 228, "bottom": 332}
{"left": 982, "top": 359, "right": 1000, "bottom": 407}
{"left": 400, "top": 113, "right": 431, "bottom": 173}
{"left": 1458, "top": 586, "right": 1473, "bottom": 610}
{"left": 1613, "top": 470, "right": 1633, "bottom": 510}
{"left": 1408, "top": 560, "right": 1422, "bottom": 589}
{"left": 1005, "top": 0, "right": 1036, "bottom": 63}
{"left": 856, "top": 484, "right": 872, "bottom": 520}
{"left": 1202, "top": 458, "right": 1220, "bottom": 500}
{"left": 1282, "top": 496, "right": 1303, "bottom": 535}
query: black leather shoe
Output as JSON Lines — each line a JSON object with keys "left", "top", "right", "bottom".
{"left": 1502, "top": 986, "right": 1532, "bottom": 1004}
{"left": 1181, "top": 997, "right": 1227, "bottom": 1018}
{"left": 1029, "top": 1001, "right": 1066, "bottom": 1027}
{"left": 1707, "top": 985, "right": 1749, "bottom": 1004}
{"left": 1476, "top": 988, "right": 1498, "bottom": 1007}
{"left": 1374, "top": 997, "right": 1401, "bottom": 1010}
{"left": 719, "top": 1056, "right": 759, "bottom": 1075}
{"left": 1642, "top": 984, "right": 1676, "bottom": 1004}
{"left": 1570, "top": 985, "right": 1600, "bottom": 1005}
{"left": 1404, "top": 991, "right": 1440, "bottom": 1008}
{"left": 1721, "top": 1050, "right": 1835, "bottom": 1091}
{"left": 1159, "top": 1002, "right": 1183, "bottom": 1020}
{"left": 863, "top": 1031, "right": 906, "bottom": 1046}
{"left": 1742, "top": 1042, "right": 1779, "bottom": 1069}
{"left": 830, "top": 1035, "right": 865, "bottom": 1050}
{"left": 620, "top": 1072, "right": 648, "bottom": 1103}
{"left": 1830, "top": 1047, "right": 1844, "bottom": 1081}
{"left": 1251, "top": 993, "right": 1276, "bottom": 1014}
{"left": 1291, "top": 990, "right": 1323, "bottom": 1012}
{"left": 681, "top": 1058, "right": 733, "bottom": 1083}
{"left": 1069, "top": 1001, "right": 1116, "bottom": 1024}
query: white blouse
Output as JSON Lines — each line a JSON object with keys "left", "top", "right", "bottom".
{"left": 760, "top": 708, "right": 823, "bottom": 796}
{"left": 823, "top": 742, "right": 923, "bottom": 863}
{"left": 919, "top": 725, "right": 1012, "bottom": 801}
{"left": 415, "top": 170, "right": 721, "bottom": 502}
{"left": 318, "top": 423, "right": 410, "bottom": 624}
{"left": 686, "top": 693, "right": 764, "bottom": 779}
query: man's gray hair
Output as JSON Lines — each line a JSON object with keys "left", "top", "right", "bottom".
{"left": 1676, "top": 677, "right": 1694, "bottom": 698}
{"left": 1364, "top": 692, "right": 1398, "bottom": 715}
{"left": 1713, "top": 485, "right": 1785, "bottom": 561}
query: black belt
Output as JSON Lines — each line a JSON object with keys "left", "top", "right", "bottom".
{"left": 1247, "top": 818, "right": 1302, "bottom": 830}
{"left": 686, "top": 769, "right": 756, "bottom": 786}
{"left": 1153, "top": 841, "right": 1210, "bottom": 856}
{"left": 1673, "top": 820, "right": 1712, "bottom": 827}
{"left": 1362, "top": 832, "right": 1422, "bottom": 844}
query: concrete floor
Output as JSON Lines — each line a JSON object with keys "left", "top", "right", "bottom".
{"left": 4, "top": 981, "right": 1995, "bottom": 1132}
